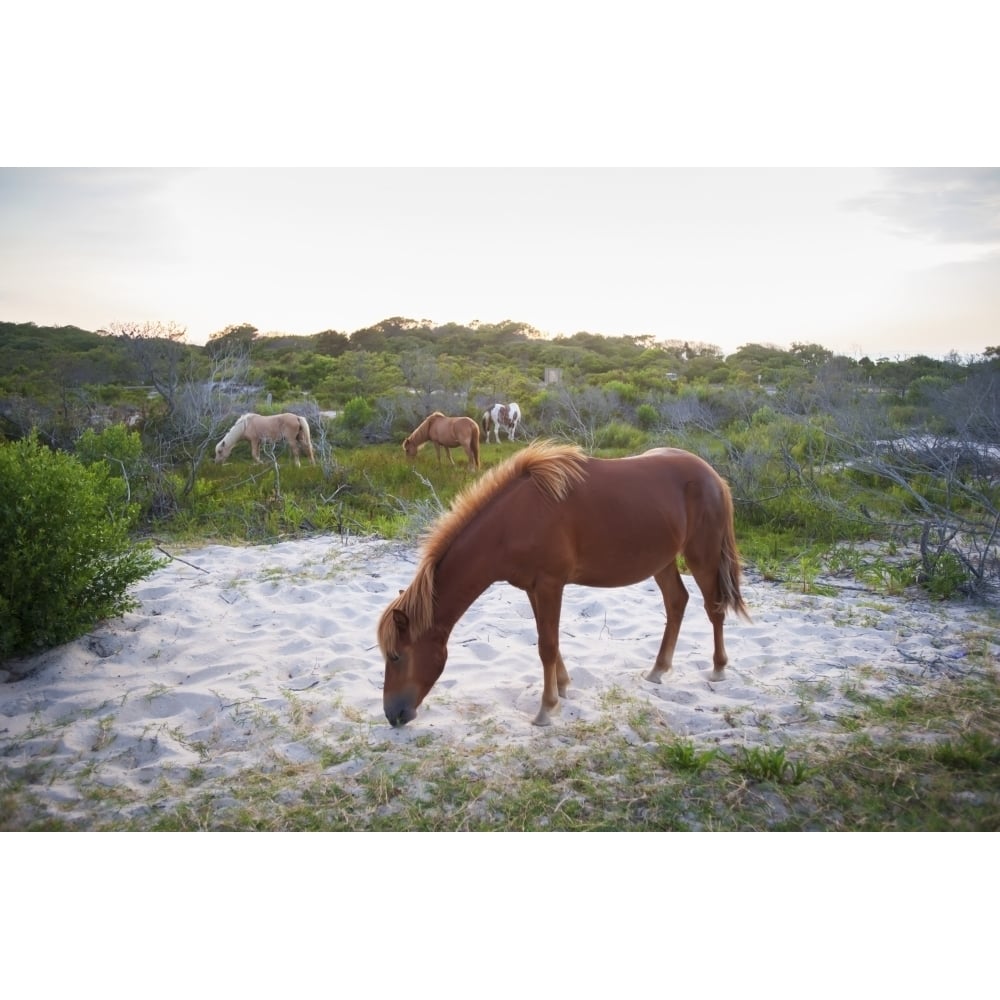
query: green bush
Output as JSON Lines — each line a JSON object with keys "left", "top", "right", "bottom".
{"left": 594, "top": 420, "right": 645, "bottom": 451}
{"left": 635, "top": 403, "right": 659, "bottom": 431}
{"left": 0, "top": 434, "right": 166, "bottom": 661}
{"left": 920, "top": 550, "right": 968, "bottom": 599}
{"left": 341, "top": 397, "right": 375, "bottom": 430}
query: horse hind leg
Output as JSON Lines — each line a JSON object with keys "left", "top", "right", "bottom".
{"left": 646, "top": 562, "right": 689, "bottom": 684}
{"left": 686, "top": 554, "right": 730, "bottom": 681}
{"left": 296, "top": 427, "right": 315, "bottom": 466}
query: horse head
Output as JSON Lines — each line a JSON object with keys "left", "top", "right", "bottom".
{"left": 402, "top": 436, "right": 418, "bottom": 458}
{"left": 381, "top": 609, "right": 448, "bottom": 727}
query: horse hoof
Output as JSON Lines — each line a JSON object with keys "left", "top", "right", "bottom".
{"left": 709, "top": 668, "right": 727, "bottom": 681}
{"left": 532, "top": 700, "right": 560, "bottom": 726}
{"left": 644, "top": 670, "right": 664, "bottom": 685}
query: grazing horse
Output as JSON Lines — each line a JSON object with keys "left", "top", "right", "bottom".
{"left": 214, "top": 412, "right": 315, "bottom": 467}
{"left": 482, "top": 401, "right": 521, "bottom": 443}
{"left": 403, "top": 412, "right": 480, "bottom": 470}
{"left": 378, "top": 441, "right": 749, "bottom": 727}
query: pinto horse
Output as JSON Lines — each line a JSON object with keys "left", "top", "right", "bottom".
{"left": 378, "top": 441, "right": 749, "bottom": 727}
{"left": 214, "top": 412, "right": 315, "bottom": 467}
{"left": 403, "top": 412, "right": 480, "bottom": 470}
{"left": 482, "top": 401, "right": 521, "bottom": 443}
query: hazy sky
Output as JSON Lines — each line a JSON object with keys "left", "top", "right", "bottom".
{"left": 2, "top": 167, "right": 998, "bottom": 360}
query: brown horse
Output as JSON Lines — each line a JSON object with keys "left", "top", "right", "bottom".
{"left": 378, "top": 441, "right": 749, "bottom": 727}
{"left": 402, "top": 412, "right": 480, "bottom": 470}
{"left": 214, "top": 412, "right": 315, "bottom": 467}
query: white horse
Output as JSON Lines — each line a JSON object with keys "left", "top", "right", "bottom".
{"left": 482, "top": 402, "right": 521, "bottom": 443}
{"left": 214, "top": 413, "right": 315, "bottom": 467}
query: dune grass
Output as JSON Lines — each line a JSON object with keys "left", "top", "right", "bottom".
{"left": 4, "top": 664, "right": 997, "bottom": 832}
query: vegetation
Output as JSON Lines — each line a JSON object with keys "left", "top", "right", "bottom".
{"left": 1, "top": 317, "right": 998, "bottom": 830}
{"left": 5, "top": 317, "right": 997, "bottom": 600}
{"left": 0, "top": 431, "right": 164, "bottom": 659}
{"left": 3, "top": 669, "right": 998, "bottom": 831}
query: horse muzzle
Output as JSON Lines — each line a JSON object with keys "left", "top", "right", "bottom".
{"left": 384, "top": 695, "right": 418, "bottom": 728}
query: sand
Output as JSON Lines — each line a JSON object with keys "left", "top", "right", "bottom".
{"left": 2, "top": 532, "right": 997, "bottom": 831}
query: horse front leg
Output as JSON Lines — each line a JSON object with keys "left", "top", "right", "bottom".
{"left": 527, "top": 583, "right": 567, "bottom": 726}
{"left": 646, "top": 563, "right": 688, "bottom": 684}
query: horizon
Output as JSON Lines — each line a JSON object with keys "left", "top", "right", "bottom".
{"left": 3, "top": 312, "right": 990, "bottom": 366}
{"left": 2, "top": 167, "right": 999, "bottom": 363}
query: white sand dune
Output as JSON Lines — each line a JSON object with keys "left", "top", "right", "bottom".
{"left": 2, "top": 534, "right": 997, "bottom": 828}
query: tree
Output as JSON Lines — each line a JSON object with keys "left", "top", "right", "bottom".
{"left": 314, "top": 330, "right": 350, "bottom": 357}
{"left": 101, "top": 320, "right": 189, "bottom": 417}
{"left": 155, "top": 336, "right": 258, "bottom": 497}
{"left": 207, "top": 323, "right": 259, "bottom": 357}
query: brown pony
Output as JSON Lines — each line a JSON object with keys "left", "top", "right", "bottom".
{"left": 214, "top": 412, "right": 315, "bottom": 467}
{"left": 402, "top": 412, "right": 480, "bottom": 470}
{"left": 378, "top": 441, "right": 749, "bottom": 727}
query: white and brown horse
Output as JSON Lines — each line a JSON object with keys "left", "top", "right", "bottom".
{"left": 482, "top": 402, "right": 521, "bottom": 443}
{"left": 214, "top": 412, "right": 315, "bottom": 467}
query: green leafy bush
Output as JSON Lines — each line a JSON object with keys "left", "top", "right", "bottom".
{"left": 920, "top": 550, "right": 968, "bottom": 599}
{"left": 635, "top": 403, "right": 659, "bottom": 431}
{"left": 594, "top": 420, "right": 645, "bottom": 451}
{"left": 0, "top": 434, "right": 166, "bottom": 661}
{"left": 340, "top": 397, "right": 375, "bottom": 430}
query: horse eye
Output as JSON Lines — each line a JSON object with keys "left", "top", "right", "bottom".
{"left": 389, "top": 653, "right": 400, "bottom": 663}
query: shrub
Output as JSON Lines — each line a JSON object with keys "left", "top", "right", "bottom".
{"left": 594, "top": 420, "right": 645, "bottom": 451}
{"left": 340, "top": 397, "right": 376, "bottom": 430}
{"left": 0, "top": 434, "right": 166, "bottom": 661}
{"left": 635, "top": 403, "right": 659, "bottom": 431}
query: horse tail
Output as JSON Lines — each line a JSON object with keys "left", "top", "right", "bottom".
{"left": 297, "top": 416, "right": 315, "bottom": 464}
{"left": 717, "top": 480, "right": 751, "bottom": 621}
{"left": 471, "top": 422, "right": 481, "bottom": 470}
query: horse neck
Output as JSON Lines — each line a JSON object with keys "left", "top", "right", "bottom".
{"left": 223, "top": 417, "right": 247, "bottom": 446}
{"left": 428, "top": 518, "right": 505, "bottom": 637}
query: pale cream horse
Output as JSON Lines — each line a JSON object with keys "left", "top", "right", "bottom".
{"left": 403, "top": 412, "right": 480, "bottom": 470}
{"left": 214, "top": 413, "right": 315, "bottom": 467}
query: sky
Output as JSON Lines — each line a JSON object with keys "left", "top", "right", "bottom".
{"left": 3, "top": 5, "right": 999, "bottom": 362}
{"left": 1, "top": 167, "right": 999, "bottom": 359}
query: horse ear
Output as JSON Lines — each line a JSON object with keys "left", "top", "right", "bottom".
{"left": 392, "top": 609, "right": 410, "bottom": 633}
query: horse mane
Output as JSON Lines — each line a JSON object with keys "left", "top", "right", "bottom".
{"left": 221, "top": 412, "right": 254, "bottom": 446}
{"left": 377, "top": 440, "right": 587, "bottom": 656}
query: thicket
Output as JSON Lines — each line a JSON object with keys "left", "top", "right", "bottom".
{"left": 2, "top": 319, "right": 999, "bottom": 636}
{"left": 0, "top": 432, "right": 165, "bottom": 660}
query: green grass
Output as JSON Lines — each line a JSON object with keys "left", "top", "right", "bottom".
{"left": 163, "top": 444, "right": 502, "bottom": 544}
